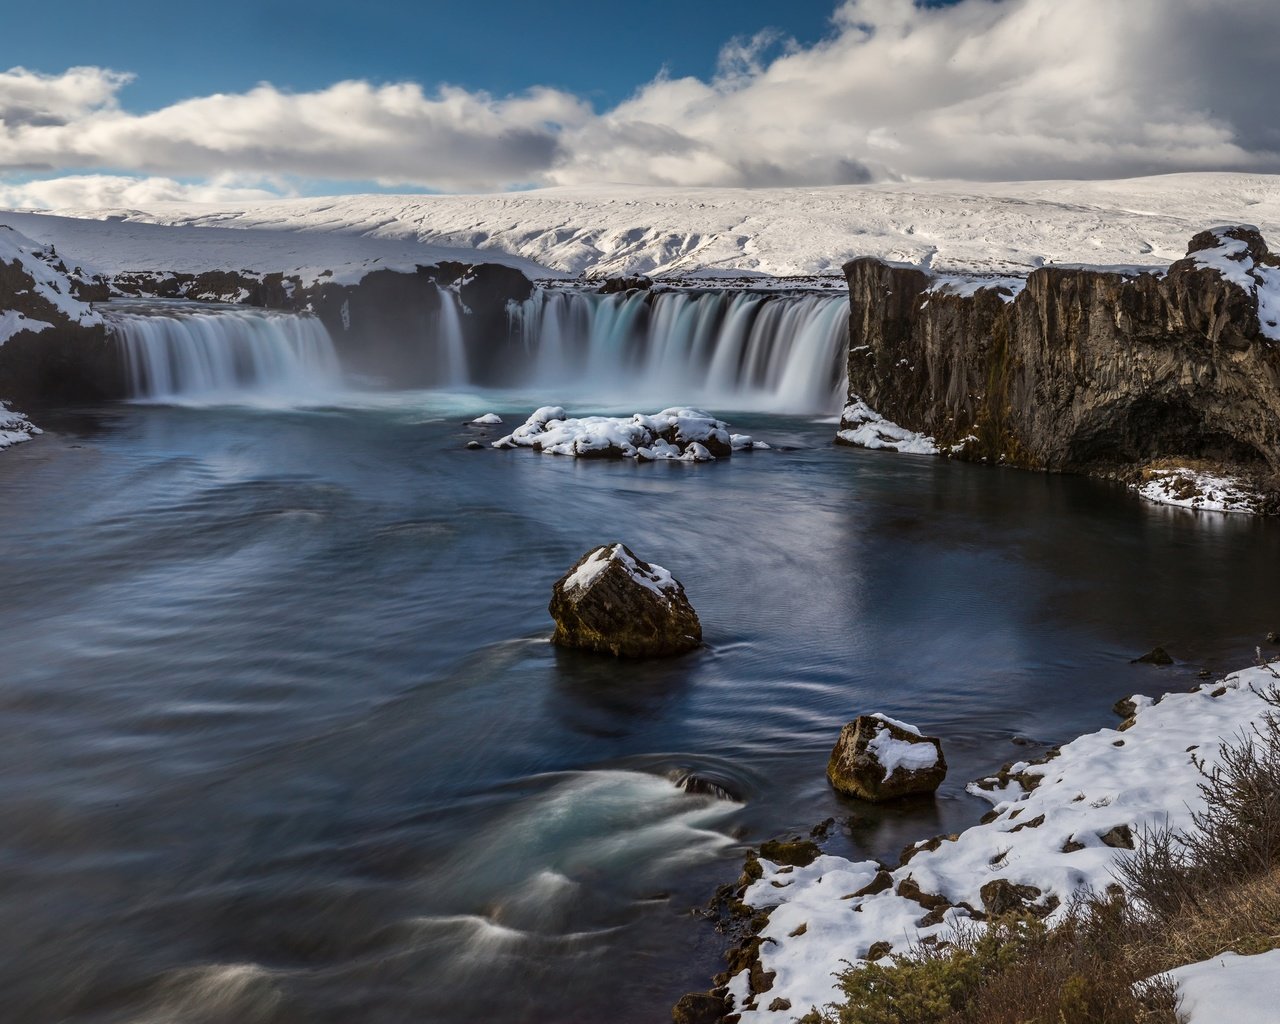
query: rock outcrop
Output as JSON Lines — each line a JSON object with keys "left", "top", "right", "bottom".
{"left": 827, "top": 714, "right": 947, "bottom": 801}
{"left": 0, "top": 226, "right": 117, "bottom": 408}
{"left": 549, "top": 544, "right": 702, "bottom": 658}
{"left": 843, "top": 226, "right": 1280, "bottom": 507}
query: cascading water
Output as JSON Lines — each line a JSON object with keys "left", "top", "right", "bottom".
{"left": 507, "top": 288, "right": 849, "bottom": 413}
{"left": 104, "top": 300, "right": 342, "bottom": 401}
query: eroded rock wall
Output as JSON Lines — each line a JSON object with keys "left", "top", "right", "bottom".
{"left": 843, "top": 227, "right": 1280, "bottom": 493}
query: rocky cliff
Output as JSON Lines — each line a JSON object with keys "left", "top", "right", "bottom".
{"left": 0, "top": 226, "right": 116, "bottom": 408}
{"left": 842, "top": 226, "right": 1280, "bottom": 508}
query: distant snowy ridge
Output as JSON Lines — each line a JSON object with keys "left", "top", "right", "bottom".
{"left": 12, "top": 171, "right": 1280, "bottom": 279}
{"left": 0, "top": 211, "right": 559, "bottom": 289}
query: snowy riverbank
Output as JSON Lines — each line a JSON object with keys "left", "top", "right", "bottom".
{"left": 0, "top": 402, "right": 40, "bottom": 451}
{"left": 719, "top": 661, "right": 1280, "bottom": 1022}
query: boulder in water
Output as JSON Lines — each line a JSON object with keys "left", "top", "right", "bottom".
{"left": 827, "top": 714, "right": 946, "bottom": 801}
{"left": 549, "top": 544, "right": 702, "bottom": 658}
{"left": 1133, "top": 646, "right": 1174, "bottom": 665}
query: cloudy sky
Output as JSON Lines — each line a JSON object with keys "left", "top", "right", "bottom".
{"left": 1, "top": 0, "right": 1277, "bottom": 208}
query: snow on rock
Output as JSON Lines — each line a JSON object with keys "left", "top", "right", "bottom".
{"left": 0, "top": 401, "right": 41, "bottom": 451}
{"left": 549, "top": 543, "right": 701, "bottom": 658}
{"left": 0, "top": 310, "right": 53, "bottom": 345}
{"left": 924, "top": 274, "right": 1027, "bottom": 302}
{"left": 471, "top": 412, "right": 503, "bottom": 425}
{"left": 31, "top": 172, "right": 1280, "bottom": 280}
{"left": 492, "top": 407, "right": 760, "bottom": 461}
{"left": 0, "top": 224, "right": 103, "bottom": 341}
{"left": 1161, "top": 950, "right": 1280, "bottom": 1024}
{"left": 827, "top": 715, "right": 946, "bottom": 802}
{"left": 1183, "top": 225, "right": 1280, "bottom": 341}
{"left": 1135, "top": 464, "right": 1261, "bottom": 513}
{"left": 835, "top": 398, "right": 939, "bottom": 455}
{"left": 725, "top": 665, "right": 1280, "bottom": 1022}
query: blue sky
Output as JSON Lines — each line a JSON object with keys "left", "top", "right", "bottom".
{"left": 2, "top": 0, "right": 844, "bottom": 113}
{"left": 0, "top": 0, "right": 1276, "bottom": 207}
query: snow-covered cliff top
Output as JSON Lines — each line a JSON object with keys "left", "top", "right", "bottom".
{"left": 0, "top": 211, "right": 559, "bottom": 287}
{"left": 7, "top": 172, "right": 1280, "bottom": 280}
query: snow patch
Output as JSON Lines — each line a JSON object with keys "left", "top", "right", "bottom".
{"left": 471, "top": 412, "right": 503, "bottom": 425}
{"left": 836, "top": 398, "right": 939, "bottom": 455}
{"left": 866, "top": 726, "right": 939, "bottom": 774}
{"left": 925, "top": 274, "right": 1026, "bottom": 302}
{"left": 565, "top": 544, "right": 679, "bottom": 598}
{"left": 0, "top": 310, "right": 54, "bottom": 344}
{"left": 1135, "top": 465, "right": 1259, "bottom": 514}
{"left": 0, "top": 401, "right": 41, "bottom": 451}
{"left": 1162, "top": 950, "right": 1280, "bottom": 1024}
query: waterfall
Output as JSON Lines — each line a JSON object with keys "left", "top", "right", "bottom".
{"left": 435, "top": 285, "right": 469, "bottom": 385}
{"left": 105, "top": 302, "right": 342, "bottom": 401}
{"left": 508, "top": 288, "right": 848, "bottom": 413}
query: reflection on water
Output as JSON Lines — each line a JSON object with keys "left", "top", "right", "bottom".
{"left": 0, "top": 395, "right": 1276, "bottom": 1023}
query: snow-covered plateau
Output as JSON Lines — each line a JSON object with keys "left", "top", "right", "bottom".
{"left": 6, "top": 172, "right": 1280, "bottom": 280}
{"left": 721, "top": 662, "right": 1280, "bottom": 1022}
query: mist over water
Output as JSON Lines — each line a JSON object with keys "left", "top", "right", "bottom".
{"left": 4, "top": 301, "right": 1278, "bottom": 1022}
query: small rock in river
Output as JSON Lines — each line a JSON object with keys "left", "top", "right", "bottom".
{"left": 549, "top": 543, "right": 702, "bottom": 658}
{"left": 827, "top": 714, "right": 946, "bottom": 802}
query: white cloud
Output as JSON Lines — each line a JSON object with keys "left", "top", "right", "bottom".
{"left": 2, "top": 0, "right": 1279, "bottom": 205}
{"left": 0, "top": 174, "right": 285, "bottom": 210}
{"left": 0, "top": 66, "right": 131, "bottom": 131}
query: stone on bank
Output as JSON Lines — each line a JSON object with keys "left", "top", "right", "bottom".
{"left": 549, "top": 544, "right": 702, "bottom": 658}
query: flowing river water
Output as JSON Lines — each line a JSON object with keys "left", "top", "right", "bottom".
{"left": 1, "top": 299, "right": 1277, "bottom": 1023}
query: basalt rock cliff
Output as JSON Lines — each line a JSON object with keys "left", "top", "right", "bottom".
{"left": 0, "top": 227, "right": 116, "bottom": 408}
{"left": 0, "top": 220, "right": 535, "bottom": 407}
{"left": 843, "top": 226, "right": 1280, "bottom": 505}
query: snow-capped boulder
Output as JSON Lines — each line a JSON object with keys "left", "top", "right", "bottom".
{"left": 549, "top": 543, "right": 702, "bottom": 658}
{"left": 827, "top": 714, "right": 947, "bottom": 801}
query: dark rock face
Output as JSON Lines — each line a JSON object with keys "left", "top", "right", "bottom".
{"left": 549, "top": 543, "right": 702, "bottom": 658}
{"left": 843, "top": 226, "right": 1280, "bottom": 500}
{"left": 0, "top": 252, "right": 119, "bottom": 407}
{"left": 827, "top": 715, "right": 947, "bottom": 802}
